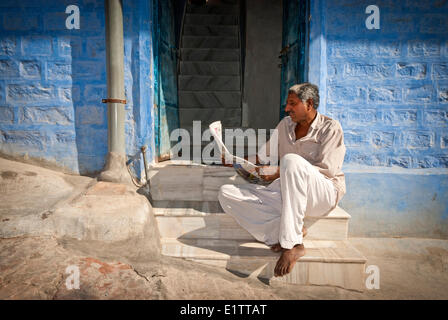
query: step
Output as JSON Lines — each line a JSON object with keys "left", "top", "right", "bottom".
{"left": 180, "top": 61, "right": 240, "bottom": 75}
{"left": 179, "top": 107, "right": 241, "bottom": 127}
{"left": 160, "top": 238, "right": 366, "bottom": 291}
{"left": 182, "top": 36, "right": 239, "bottom": 49}
{"left": 184, "top": 13, "right": 238, "bottom": 26}
{"left": 148, "top": 162, "right": 249, "bottom": 201}
{"left": 179, "top": 90, "right": 241, "bottom": 108}
{"left": 187, "top": 4, "right": 239, "bottom": 15}
{"left": 178, "top": 75, "right": 241, "bottom": 91}
{"left": 181, "top": 48, "right": 240, "bottom": 62}
{"left": 183, "top": 25, "right": 238, "bottom": 37}
{"left": 154, "top": 201, "right": 350, "bottom": 241}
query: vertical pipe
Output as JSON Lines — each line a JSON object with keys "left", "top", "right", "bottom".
{"left": 105, "top": 0, "right": 125, "bottom": 154}
{"left": 99, "top": 0, "right": 130, "bottom": 184}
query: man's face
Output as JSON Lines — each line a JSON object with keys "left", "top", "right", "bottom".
{"left": 285, "top": 93, "right": 310, "bottom": 123}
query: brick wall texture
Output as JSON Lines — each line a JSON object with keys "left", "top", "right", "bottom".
{"left": 324, "top": 0, "right": 448, "bottom": 168}
{"left": 0, "top": 0, "right": 153, "bottom": 174}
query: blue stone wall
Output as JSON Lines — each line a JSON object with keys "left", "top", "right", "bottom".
{"left": 310, "top": 0, "right": 448, "bottom": 238}
{"left": 0, "top": 0, "right": 155, "bottom": 174}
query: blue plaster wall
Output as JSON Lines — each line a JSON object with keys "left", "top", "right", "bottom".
{"left": 0, "top": 0, "right": 155, "bottom": 174}
{"left": 310, "top": 0, "right": 448, "bottom": 238}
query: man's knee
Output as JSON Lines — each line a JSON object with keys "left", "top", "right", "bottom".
{"left": 218, "top": 184, "right": 234, "bottom": 200}
{"left": 280, "top": 153, "right": 309, "bottom": 171}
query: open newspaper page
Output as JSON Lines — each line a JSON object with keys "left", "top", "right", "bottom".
{"left": 209, "top": 121, "right": 271, "bottom": 185}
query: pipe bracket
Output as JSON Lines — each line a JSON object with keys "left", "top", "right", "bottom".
{"left": 102, "top": 98, "right": 127, "bottom": 104}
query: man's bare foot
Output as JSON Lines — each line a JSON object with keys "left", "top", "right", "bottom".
{"left": 274, "top": 243, "right": 306, "bottom": 277}
{"left": 269, "top": 226, "right": 307, "bottom": 253}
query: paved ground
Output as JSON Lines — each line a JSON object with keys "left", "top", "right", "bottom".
{"left": 1, "top": 157, "right": 447, "bottom": 300}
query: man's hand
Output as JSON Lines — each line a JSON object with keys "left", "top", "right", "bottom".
{"left": 256, "top": 166, "right": 280, "bottom": 182}
{"left": 221, "top": 155, "right": 233, "bottom": 167}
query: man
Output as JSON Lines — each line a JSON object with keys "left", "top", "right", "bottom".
{"left": 218, "top": 83, "right": 346, "bottom": 277}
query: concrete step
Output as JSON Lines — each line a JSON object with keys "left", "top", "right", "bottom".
{"left": 181, "top": 48, "right": 240, "bottom": 62}
{"left": 186, "top": 4, "right": 239, "bottom": 15}
{"left": 182, "top": 36, "right": 239, "bottom": 49}
{"left": 160, "top": 238, "right": 366, "bottom": 291}
{"left": 183, "top": 24, "right": 238, "bottom": 37}
{"left": 179, "top": 90, "right": 241, "bottom": 108}
{"left": 180, "top": 61, "right": 240, "bottom": 75}
{"left": 179, "top": 75, "right": 240, "bottom": 91}
{"left": 184, "top": 13, "right": 238, "bottom": 25}
{"left": 179, "top": 107, "right": 241, "bottom": 127}
{"left": 154, "top": 201, "right": 350, "bottom": 241}
{"left": 148, "top": 161, "right": 250, "bottom": 201}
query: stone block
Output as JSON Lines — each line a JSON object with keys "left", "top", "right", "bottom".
{"left": 21, "top": 106, "right": 73, "bottom": 125}
{"left": 372, "top": 131, "right": 394, "bottom": 148}
{"left": 345, "top": 63, "right": 394, "bottom": 79}
{"left": 85, "top": 37, "right": 106, "bottom": 58}
{"left": 424, "top": 110, "right": 447, "bottom": 127}
{"left": 84, "top": 85, "right": 107, "bottom": 102}
{"left": 72, "top": 61, "right": 104, "bottom": 79}
{"left": 0, "top": 59, "right": 19, "bottom": 77}
{"left": 76, "top": 105, "right": 104, "bottom": 125}
{"left": 438, "top": 86, "right": 448, "bottom": 103}
{"left": 403, "top": 131, "right": 433, "bottom": 149}
{"left": 0, "top": 37, "right": 16, "bottom": 56}
{"left": 19, "top": 60, "right": 41, "bottom": 79}
{"left": 405, "top": 85, "right": 434, "bottom": 103}
{"left": 0, "top": 106, "right": 14, "bottom": 123}
{"left": 58, "top": 36, "right": 82, "bottom": 57}
{"left": 4, "top": 14, "right": 38, "bottom": 31}
{"left": 7, "top": 84, "right": 55, "bottom": 103}
{"left": 54, "top": 131, "right": 76, "bottom": 144}
{"left": 382, "top": 109, "right": 417, "bottom": 126}
{"left": 396, "top": 63, "right": 427, "bottom": 79}
{"left": 432, "top": 63, "right": 448, "bottom": 79}
{"left": 371, "top": 41, "right": 401, "bottom": 57}
{"left": 413, "top": 156, "right": 442, "bottom": 169}
{"left": 328, "top": 86, "right": 365, "bottom": 104}
{"left": 408, "top": 39, "right": 441, "bottom": 57}
{"left": 21, "top": 36, "right": 52, "bottom": 56}
{"left": 442, "top": 135, "right": 448, "bottom": 148}
{"left": 344, "top": 131, "right": 369, "bottom": 147}
{"left": 368, "top": 87, "right": 401, "bottom": 104}
{"left": 328, "top": 40, "right": 369, "bottom": 58}
{"left": 0, "top": 130, "right": 49, "bottom": 150}
{"left": 388, "top": 156, "right": 412, "bottom": 168}
{"left": 47, "top": 62, "right": 72, "bottom": 80}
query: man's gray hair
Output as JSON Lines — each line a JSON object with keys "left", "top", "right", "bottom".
{"left": 288, "top": 83, "right": 320, "bottom": 109}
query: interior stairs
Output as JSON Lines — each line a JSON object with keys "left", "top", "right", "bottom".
{"left": 149, "top": 160, "right": 368, "bottom": 291}
{"left": 178, "top": 0, "right": 243, "bottom": 135}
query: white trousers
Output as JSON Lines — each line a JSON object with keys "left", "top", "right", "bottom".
{"left": 218, "top": 153, "right": 337, "bottom": 249}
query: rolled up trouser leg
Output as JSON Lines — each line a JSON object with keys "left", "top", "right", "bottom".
{"left": 279, "top": 153, "right": 337, "bottom": 249}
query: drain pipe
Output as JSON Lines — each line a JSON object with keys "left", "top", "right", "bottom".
{"left": 99, "top": 0, "right": 130, "bottom": 184}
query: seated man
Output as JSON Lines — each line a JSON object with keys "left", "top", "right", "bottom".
{"left": 218, "top": 83, "right": 346, "bottom": 277}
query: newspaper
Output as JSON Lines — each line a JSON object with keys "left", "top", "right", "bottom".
{"left": 209, "top": 121, "right": 271, "bottom": 185}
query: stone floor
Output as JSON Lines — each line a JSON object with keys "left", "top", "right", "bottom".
{"left": 1, "top": 234, "right": 448, "bottom": 300}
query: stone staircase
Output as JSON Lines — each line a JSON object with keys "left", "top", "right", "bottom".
{"left": 179, "top": 0, "right": 242, "bottom": 131}
{"left": 148, "top": 161, "right": 367, "bottom": 291}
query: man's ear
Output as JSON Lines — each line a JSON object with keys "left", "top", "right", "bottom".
{"left": 306, "top": 99, "right": 314, "bottom": 110}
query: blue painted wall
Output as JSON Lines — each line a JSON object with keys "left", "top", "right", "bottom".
{"left": 309, "top": 0, "right": 448, "bottom": 238}
{"left": 0, "top": 0, "right": 155, "bottom": 174}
